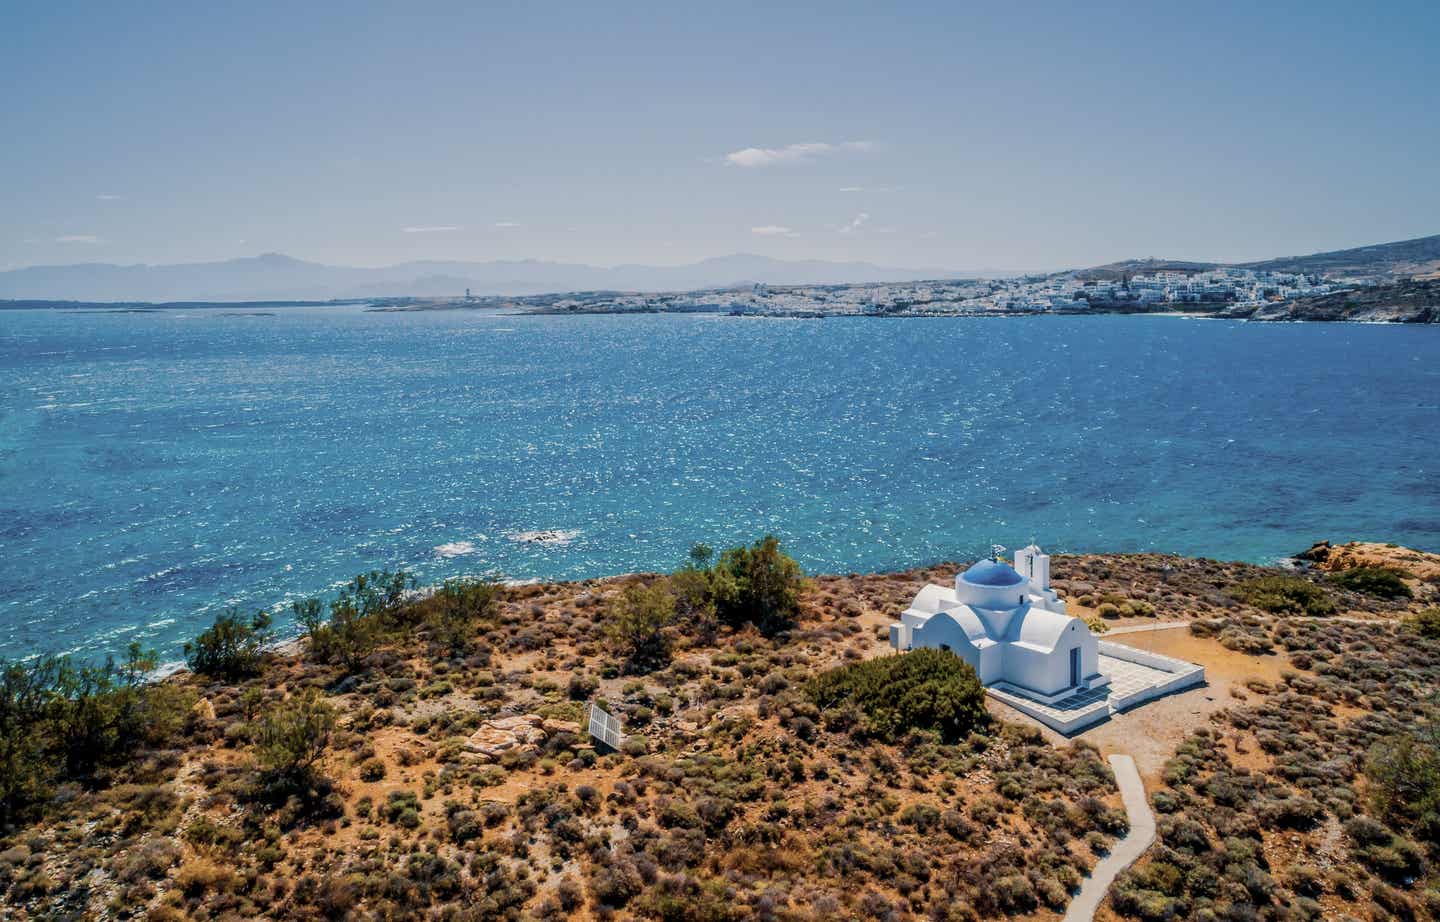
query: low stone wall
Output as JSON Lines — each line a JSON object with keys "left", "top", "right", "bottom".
{"left": 986, "top": 643, "right": 1207, "bottom": 736}
{"left": 985, "top": 684, "right": 1112, "bottom": 735}
{"left": 1098, "top": 641, "right": 1206, "bottom": 711}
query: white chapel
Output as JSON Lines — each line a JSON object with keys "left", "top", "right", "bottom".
{"left": 889, "top": 544, "right": 1110, "bottom": 704}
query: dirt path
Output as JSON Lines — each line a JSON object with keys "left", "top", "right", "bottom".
{"left": 1104, "top": 621, "right": 1190, "bottom": 635}
{"left": 1062, "top": 754, "right": 1155, "bottom": 922}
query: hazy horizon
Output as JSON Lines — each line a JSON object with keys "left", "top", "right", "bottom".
{"left": 4, "top": 1, "right": 1439, "bottom": 273}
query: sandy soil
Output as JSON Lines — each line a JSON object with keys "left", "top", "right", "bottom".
{"left": 995, "top": 626, "right": 1292, "bottom": 787}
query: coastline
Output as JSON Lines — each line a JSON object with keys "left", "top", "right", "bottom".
{"left": 138, "top": 541, "right": 1435, "bottom": 685}
{"left": 7, "top": 541, "right": 1437, "bottom": 920}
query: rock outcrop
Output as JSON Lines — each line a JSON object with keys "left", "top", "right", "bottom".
{"left": 461, "top": 714, "right": 582, "bottom": 762}
{"left": 1295, "top": 540, "right": 1440, "bottom": 581}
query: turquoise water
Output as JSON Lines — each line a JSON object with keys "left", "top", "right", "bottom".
{"left": 1, "top": 307, "right": 1437, "bottom": 664}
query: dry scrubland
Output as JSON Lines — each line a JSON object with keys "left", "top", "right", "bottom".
{"left": 0, "top": 540, "right": 1436, "bottom": 922}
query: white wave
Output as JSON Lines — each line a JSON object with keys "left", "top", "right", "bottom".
{"left": 434, "top": 540, "right": 478, "bottom": 558}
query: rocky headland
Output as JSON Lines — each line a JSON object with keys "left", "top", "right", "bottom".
{"left": 0, "top": 542, "right": 1436, "bottom": 921}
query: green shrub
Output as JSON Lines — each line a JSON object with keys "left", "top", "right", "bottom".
{"left": 1230, "top": 575, "right": 1336, "bottom": 616}
{"left": 299, "top": 570, "right": 414, "bottom": 671}
{"left": 254, "top": 689, "right": 335, "bottom": 789}
{"left": 1365, "top": 724, "right": 1440, "bottom": 851}
{"left": 898, "top": 802, "right": 941, "bottom": 831}
{"left": 1218, "top": 625, "right": 1272, "bottom": 655}
{"left": 669, "top": 566, "right": 719, "bottom": 639}
{"left": 807, "top": 648, "right": 987, "bottom": 742}
{"left": 185, "top": 608, "right": 272, "bottom": 679}
{"left": 711, "top": 535, "right": 804, "bottom": 635}
{"left": 1328, "top": 566, "right": 1412, "bottom": 600}
{"left": 384, "top": 789, "right": 421, "bottom": 826}
{"left": 604, "top": 580, "right": 677, "bottom": 673}
{"left": 1124, "top": 600, "right": 1156, "bottom": 617}
{"left": 1406, "top": 607, "right": 1440, "bottom": 639}
{"left": 0, "top": 644, "right": 187, "bottom": 824}
{"left": 425, "top": 577, "right": 500, "bottom": 653}
{"left": 567, "top": 673, "right": 599, "bottom": 700}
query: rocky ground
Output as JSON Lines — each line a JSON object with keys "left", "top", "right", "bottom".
{"left": 1, "top": 542, "right": 1436, "bottom": 921}
{"left": 1223, "top": 279, "right": 1440, "bottom": 323}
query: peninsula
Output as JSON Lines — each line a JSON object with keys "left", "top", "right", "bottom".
{"left": 2, "top": 538, "right": 1437, "bottom": 921}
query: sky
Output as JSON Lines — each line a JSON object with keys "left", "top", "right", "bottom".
{"left": 3, "top": 0, "right": 1438, "bottom": 272}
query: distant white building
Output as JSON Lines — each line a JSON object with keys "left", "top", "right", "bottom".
{"left": 889, "top": 545, "right": 1110, "bottom": 704}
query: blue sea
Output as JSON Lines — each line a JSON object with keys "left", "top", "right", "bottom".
{"left": 1, "top": 307, "right": 1437, "bottom": 664}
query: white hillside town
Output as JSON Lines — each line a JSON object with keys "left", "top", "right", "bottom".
{"left": 531, "top": 265, "right": 1364, "bottom": 317}
{"left": 890, "top": 544, "right": 1206, "bottom": 733}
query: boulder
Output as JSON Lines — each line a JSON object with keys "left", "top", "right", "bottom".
{"left": 488, "top": 714, "right": 542, "bottom": 732}
{"left": 462, "top": 715, "right": 548, "bottom": 760}
{"left": 190, "top": 697, "right": 216, "bottom": 722}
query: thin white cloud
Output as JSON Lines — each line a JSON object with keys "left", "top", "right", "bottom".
{"left": 401, "top": 225, "right": 462, "bottom": 234}
{"left": 838, "top": 212, "right": 870, "bottom": 234}
{"left": 725, "top": 140, "right": 875, "bottom": 168}
{"left": 751, "top": 225, "right": 799, "bottom": 238}
{"left": 838, "top": 186, "right": 865, "bottom": 193}
{"left": 493, "top": 222, "right": 522, "bottom": 229}
{"left": 96, "top": 194, "right": 124, "bottom": 201}
{"left": 56, "top": 234, "right": 103, "bottom": 244}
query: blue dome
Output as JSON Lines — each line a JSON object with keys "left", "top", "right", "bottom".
{"left": 961, "top": 559, "right": 1025, "bottom": 587}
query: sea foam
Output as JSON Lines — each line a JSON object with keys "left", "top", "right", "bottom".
{"left": 434, "top": 540, "right": 478, "bottom": 558}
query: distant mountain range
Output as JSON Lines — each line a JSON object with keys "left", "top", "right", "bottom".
{"left": 0, "top": 253, "right": 978, "bottom": 302}
{"left": 3, "top": 234, "right": 1436, "bottom": 303}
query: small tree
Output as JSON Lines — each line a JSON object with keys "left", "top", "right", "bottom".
{"left": 688, "top": 543, "right": 714, "bottom": 568}
{"left": 0, "top": 646, "right": 189, "bottom": 823}
{"left": 605, "top": 580, "right": 677, "bottom": 673}
{"left": 1365, "top": 721, "right": 1440, "bottom": 850}
{"left": 321, "top": 595, "right": 383, "bottom": 673}
{"left": 291, "top": 597, "right": 325, "bottom": 645}
{"left": 341, "top": 569, "right": 414, "bottom": 624}
{"left": 185, "top": 608, "right": 272, "bottom": 680}
{"left": 0, "top": 656, "right": 64, "bottom": 824}
{"left": 714, "top": 535, "right": 804, "bottom": 634}
{"left": 52, "top": 643, "right": 163, "bottom": 778}
{"left": 255, "top": 689, "right": 335, "bottom": 790}
{"left": 670, "top": 567, "right": 718, "bottom": 642}
{"left": 427, "top": 577, "right": 500, "bottom": 654}
{"left": 303, "top": 570, "right": 415, "bottom": 672}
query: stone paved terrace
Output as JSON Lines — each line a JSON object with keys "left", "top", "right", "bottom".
{"left": 988, "top": 652, "right": 1204, "bottom": 735}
